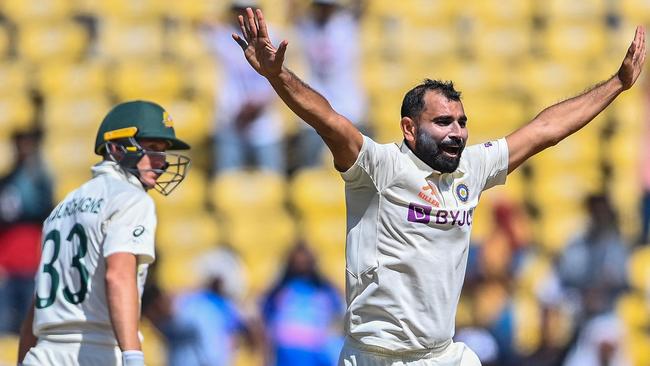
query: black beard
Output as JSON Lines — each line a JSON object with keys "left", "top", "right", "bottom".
{"left": 413, "top": 129, "right": 464, "bottom": 173}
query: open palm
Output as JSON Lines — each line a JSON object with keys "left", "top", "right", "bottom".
{"left": 618, "top": 26, "right": 646, "bottom": 90}
{"left": 232, "top": 8, "right": 288, "bottom": 78}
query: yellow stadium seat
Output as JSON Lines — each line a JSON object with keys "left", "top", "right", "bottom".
{"left": 540, "top": 0, "right": 607, "bottom": 21}
{"left": 140, "top": 320, "right": 166, "bottom": 366}
{"left": 627, "top": 332, "right": 650, "bottom": 366}
{"left": 156, "top": 210, "right": 220, "bottom": 253}
{"left": 0, "top": 335, "right": 18, "bottom": 365}
{"left": 95, "top": 0, "right": 166, "bottom": 21}
{"left": 17, "top": 22, "right": 89, "bottom": 64}
{"left": 110, "top": 61, "right": 184, "bottom": 101}
{"left": 461, "top": 93, "right": 527, "bottom": 142}
{"left": 0, "top": 61, "right": 31, "bottom": 96}
{"left": 542, "top": 21, "right": 608, "bottom": 60}
{"left": 166, "top": 23, "right": 212, "bottom": 61}
{"left": 512, "top": 292, "right": 542, "bottom": 355}
{"left": 289, "top": 167, "right": 345, "bottom": 220}
{"left": 367, "top": 0, "right": 457, "bottom": 27}
{"left": 1, "top": 0, "right": 73, "bottom": 22}
{"left": 627, "top": 247, "right": 650, "bottom": 293}
{"left": 620, "top": 0, "right": 650, "bottom": 24}
{"left": 210, "top": 169, "right": 287, "bottom": 218}
{"left": 185, "top": 56, "right": 221, "bottom": 100}
{"left": 51, "top": 170, "right": 94, "bottom": 203}
{"left": 616, "top": 292, "right": 650, "bottom": 330}
{"left": 37, "top": 60, "right": 108, "bottom": 97}
{"left": 98, "top": 21, "right": 164, "bottom": 59}
{"left": 43, "top": 134, "right": 97, "bottom": 185}
{"left": 318, "top": 252, "right": 345, "bottom": 291}
{"left": 609, "top": 171, "right": 642, "bottom": 240}
{"left": 164, "top": 98, "right": 213, "bottom": 147}
{"left": 465, "top": 0, "right": 533, "bottom": 26}
{"left": 302, "top": 217, "right": 346, "bottom": 256}
{"left": 152, "top": 171, "right": 208, "bottom": 214}
{"left": 472, "top": 26, "right": 531, "bottom": 62}
{"left": 163, "top": 1, "right": 221, "bottom": 22}
{"left": 0, "top": 23, "right": 10, "bottom": 58}
{"left": 226, "top": 211, "right": 296, "bottom": 257}
{"left": 157, "top": 251, "right": 204, "bottom": 292}
{"left": 0, "top": 93, "right": 36, "bottom": 133}
{"left": 521, "top": 58, "right": 590, "bottom": 105}
{"left": 0, "top": 138, "right": 13, "bottom": 176}
{"left": 43, "top": 94, "right": 111, "bottom": 136}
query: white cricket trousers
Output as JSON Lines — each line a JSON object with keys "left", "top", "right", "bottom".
{"left": 22, "top": 339, "right": 123, "bottom": 366}
{"left": 339, "top": 337, "right": 482, "bottom": 366}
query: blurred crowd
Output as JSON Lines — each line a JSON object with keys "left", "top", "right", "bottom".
{"left": 1, "top": 0, "right": 650, "bottom": 365}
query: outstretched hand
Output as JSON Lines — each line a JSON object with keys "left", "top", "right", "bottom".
{"left": 232, "top": 8, "right": 288, "bottom": 79}
{"left": 618, "top": 26, "right": 646, "bottom": 90}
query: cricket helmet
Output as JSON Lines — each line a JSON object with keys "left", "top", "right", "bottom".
{"left": 94, "top": 100, "right": 191, "bottom": 195}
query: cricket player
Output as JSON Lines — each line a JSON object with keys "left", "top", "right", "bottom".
{"left": 16, "top": 101, "right": 191, "bottom": 366}
{"left": 234, "top": 7, "right": 646, "bottom": 366}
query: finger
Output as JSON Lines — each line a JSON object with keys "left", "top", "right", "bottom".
{"left": 232, "top": 33, "right": 248, "bottom": 51}
{"left": 238, "top": 15, "right": 249, "bottom": 41}
{"left": 256, "top": 8, "right": 269, "bottom": 38}
{"left": 246, "top": 7, "right": 258, "bottom": 38}
{"left": 276, "top": 40, "right": 288, "bottom": 62}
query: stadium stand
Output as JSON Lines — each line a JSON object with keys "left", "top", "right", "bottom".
{"left": 1, "top": 0, "right": 649, "bottom": 365}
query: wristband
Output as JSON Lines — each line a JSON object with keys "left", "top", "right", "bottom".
{"left": 122, "top": 350, "right": 144, "bottom": 366}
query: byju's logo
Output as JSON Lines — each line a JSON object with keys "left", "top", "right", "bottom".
{"left": 408, "top": 203, "right": 432, "bottom": 223}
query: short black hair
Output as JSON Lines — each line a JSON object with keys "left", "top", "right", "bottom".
{"left": 400, "top": 79, "right": 462, "bottom": 118}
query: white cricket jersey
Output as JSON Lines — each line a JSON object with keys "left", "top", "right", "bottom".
{"left": 33, "top": 161, "right": 156, "bottom": 346}
{"left": 341, "top": 135, "right": 508, "bottom": 352}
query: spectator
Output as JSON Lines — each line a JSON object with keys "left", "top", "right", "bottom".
{"left": 144, "top": 248, "right": 258, "bottom": 366}
{"left": 261, "top": 243, "right": 344, "bottom": 366}
{"left": 291, "top": 0, "right": 368, "bottom": 168}
{"left": 203, "top": 0, "right": 286, "bottom": 174}
{"left": 0, "top": 128, "right": 53, "bottom": 334}
{"left": 562, "top": 312, "right": 631, "bottom": 366}
{"left": 557, "top": 194, "right": 629, "bottom": 320}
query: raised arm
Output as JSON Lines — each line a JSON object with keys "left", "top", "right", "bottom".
{"left": 232, "top": 8, "right": 362, "bottom": 171}
{"left": 506, "top": 26, "right": 646, "bottom": 173}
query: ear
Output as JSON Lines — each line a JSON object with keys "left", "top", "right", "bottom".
{"left": 400, "top": 116, "right": 417, "bottom": 146}
{"left": 106, "top": 142, "right": 125, "bottom": 161}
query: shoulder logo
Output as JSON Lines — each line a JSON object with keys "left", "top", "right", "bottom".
{"left": 162, "top": 111, "right": 174, "bottom": 128}
{"left": 456, "top": 184, "right": 469, "bottom": 202}
{"left": 483, "top": 141, "right": 493, "bottom": 148}
{"left": 132, "top": 225, "right": 145, "bottom": 237}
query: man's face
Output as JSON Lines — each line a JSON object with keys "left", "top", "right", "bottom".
{"left": 413, "top": 91, "right": 468, "bottom": 173}
{"left": 136, "top": 139, "right": 169, "bottom": 189}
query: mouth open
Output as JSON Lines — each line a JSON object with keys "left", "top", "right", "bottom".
{"left": 440, "top": 145, "right": 462, "bottom": 157}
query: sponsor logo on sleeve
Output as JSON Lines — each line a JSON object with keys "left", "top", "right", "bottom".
{"left": 132, "top": 225, "right": 145, "bottom": 238}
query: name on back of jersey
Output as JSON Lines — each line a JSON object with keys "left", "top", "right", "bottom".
{"left": 46, "top": 197, "right": 104, "bottom": 223}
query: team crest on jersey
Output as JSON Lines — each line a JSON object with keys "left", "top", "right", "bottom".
{"left": 456, "top": 184, "right": 469, "bottom": 202}
{"left": 162, "top": 111, "right": 174, "bottom": 128}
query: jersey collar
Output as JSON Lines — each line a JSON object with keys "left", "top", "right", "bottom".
{"left": 91, "top": 161, "right": 146, "bottom": 191}
{"left": 399, "top": 139, "right": 466, "bottom": 176}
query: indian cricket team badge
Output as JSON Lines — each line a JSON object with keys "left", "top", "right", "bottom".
{"left": 162, "top": 111, "right": 174, "bottom": 128}
{"left": 456, "top": 184, "right": 469, "bottom": 202}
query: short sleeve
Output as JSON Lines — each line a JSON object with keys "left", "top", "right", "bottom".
{"left": 468, "top": 138, "right": 509, "bottom": 191}
{"left": 340, "top": 135, "right": 400, "bottom": 191}
{"left": 103, "top": 193, "right": 156, "bottom": 264}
